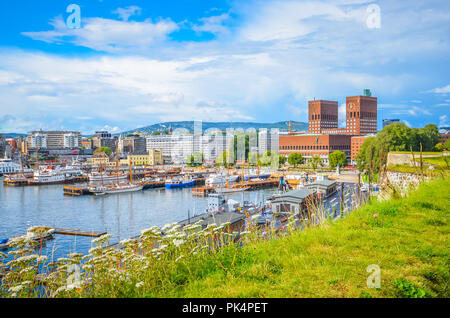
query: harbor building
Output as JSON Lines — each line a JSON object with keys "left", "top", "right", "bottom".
{"left": 120, "top": 149, "right": 163, "bottom": 166}
{"left": 119, "top": 135, "right": 147, "bottom": 154}
{"left": 91, "top": 131, "right": 117, "bottom": 150}
{"left": 308, "top": 100, "right": 339, "bottom": 133}
{"left": 351, "top": 135, "right": 375, "bottom": 164}
{"left": 279, "top": 90, "right": 378, "bottom": 164}
{"left": 27, "top": 130, "right": 82, "bottom": 149}
{"left": 279, "top": 134, "right": 352, "bottom": 165}
{"left": 258, "top": 128, "right": 279, "bottom": 155}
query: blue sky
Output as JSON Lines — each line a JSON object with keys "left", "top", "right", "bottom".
{"left": 0, "top": 0, "right": 449, "bottom": 134}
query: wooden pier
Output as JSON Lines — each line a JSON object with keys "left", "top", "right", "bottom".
{"left": 192, "top": 178, "right": 279, "bottom": 197}
{"left": 53, "top": 228, "right": 107, "bottom": 237}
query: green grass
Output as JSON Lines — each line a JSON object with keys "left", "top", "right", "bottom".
{"left": 390, "top": 151, "right": 443, "bottom": 155}
{"left": 413, "top": 156, "right": 450, "bottom": 168}
{"left": 2, "top": 177, "right": 448, "bottom": 298}
{"left": 169, "top": 178, "right": 450, "bottom": 298}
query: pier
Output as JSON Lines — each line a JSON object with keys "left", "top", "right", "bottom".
{"left": 53, "top": 228, "right": 107, "bottom": 237}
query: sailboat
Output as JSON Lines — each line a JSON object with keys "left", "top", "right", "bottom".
{"left": 88, "top": 145, "right": 142, "bottom": 195}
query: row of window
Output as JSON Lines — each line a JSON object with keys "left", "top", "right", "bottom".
{"left": 280, "top": 144, "right": 351, "bottom": 150}
{"left": 310, "top": 114, "right": 338, "bottom": 121}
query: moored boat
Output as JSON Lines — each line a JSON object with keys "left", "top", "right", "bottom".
{"left": 165, "top": 177, "right": 195, "bottom": 189}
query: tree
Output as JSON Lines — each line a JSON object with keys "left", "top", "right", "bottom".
{"left": 445, "top": 140, "right": 450, "bottom": 151}
{"left": 95, "top": 146, "right": 112, "bottom": 156}
{"left": 260, "top": 151, "right": 272, "bottom": 166}
{"left": 288, "top": 153, "right": 303, "bottom": 167}
{"left": 186, "top": 152, "right": 203, "bottom": 167}
{"left": 309, "top": 155, "right": 323, "bottom": 171}
{"left": 435, "top": 143, "right": 444, "bottom": 152}
{"left": 329, "top": 150, "right": 347, "bottom": 169}
{"left": 279, "top": 155, "right": 287, "bottom": 166}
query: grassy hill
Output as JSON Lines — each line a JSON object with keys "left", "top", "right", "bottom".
{"left": 2, "top": 177, "right": 448, "bottom": 298}
{"left": 168, "top": 178, "right": 449, "bottom": 298}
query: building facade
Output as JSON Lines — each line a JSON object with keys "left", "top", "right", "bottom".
{"left": 27, "top": 131, "right": 81, "bottom": 149}
{"left": 308, "top": 100, "right": 339, "bottom": 133}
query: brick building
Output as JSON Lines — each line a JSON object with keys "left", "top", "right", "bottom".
{"left": 279, "top": 90, "right": 378, "bottom": 165}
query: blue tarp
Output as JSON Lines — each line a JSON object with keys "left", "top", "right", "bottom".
{"left": 0, "top": 238, "right": 8, "bottom": 244}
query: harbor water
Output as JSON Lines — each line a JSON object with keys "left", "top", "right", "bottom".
{"left": 0, "top": 178, "right": 278, "bottom": 260}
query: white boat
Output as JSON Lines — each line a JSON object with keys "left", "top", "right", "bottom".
{"left": 215, "top": 186, "right": 250, "bottom": 194}
{"left": 88, "top": 183, "right": 143, "bottom": 195}
{"left": 205, "top": 174, "right": 239, "bottom": 187}
{"left": 88, "top": 172, "right": 127, "bottom": 182}
{"left": 28, "top": 168, "right": 74, "bottom": 185}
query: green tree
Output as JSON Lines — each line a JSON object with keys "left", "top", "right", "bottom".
{"left": 435, "top": 142, "right": 444, "bottom": 152}
{"left": 444, "top": 139, "right": 450, "bottom": 151}
{"left": 288, "top": 153, "right": 303, "bottom": 167}
{"left": 329, "top": 150, "right": 347, "bottom": 169}
{"left": 309, "top": 155, "right": 323, "bottom": 171}
{"left": 260, "top": 151, "right": 272, "bottom": 166}
{"left": 95, "top": 146, "right": 112, "bottom": 156}
{"left": 187, "top": 152, "right": 203, "bottom": 167}
{"left": 279, "top": 155, "right": 287, "bottom": 166}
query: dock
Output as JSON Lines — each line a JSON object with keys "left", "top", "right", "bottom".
{"left": 53, "top": 228, "right": 107, "bottom": 237}
{"left": 192, "top": 178, "right": 279, "bottom": 197}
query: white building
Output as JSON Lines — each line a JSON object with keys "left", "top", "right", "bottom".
{"left": 64, "top": 133, "right": 79, "bottom": 148}
{"left": 31, "top": 133, "right": 47, "bottom": 148}
{"left": 258, "top": 128, "right": 279, "bottom": 155}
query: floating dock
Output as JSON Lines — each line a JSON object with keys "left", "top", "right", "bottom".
{"left": 192, "top": 178, "right": 279, "bottom": 197}
{"left": 53, "top": 228, "right": 106, "bottom": 237}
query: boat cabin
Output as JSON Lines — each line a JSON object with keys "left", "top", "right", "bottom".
{"left": 305, "top": 175, "right": 337, "bottom": 198}
{"left": 270, "top": 188, "right": 316, "bottom": 217}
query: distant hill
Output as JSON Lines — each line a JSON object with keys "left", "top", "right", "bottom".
{"left": 1, "top": 133, "right": 26, "bottom": 138}
{"left": 119, "top": 121, "right": 307, "bottom": 135}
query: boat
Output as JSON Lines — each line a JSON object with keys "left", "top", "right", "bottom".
{"left": 165, "top": 177, "right": 195, "bottom": 189}
{"left": 88, "top": 183, "right": 143, "bottom": 195}
{"left": 88, "top": 172, "right": 127, "bottom": 182}
{"left": 215, "top": 186, "right": 250, "bottom": 194}
{"left": 28, "top": 168, "right": 74, "bottom": 185}
{"left": 1, "top": 227, "right": 55, "bottom": 250}
{"left": 205, "top": 174, "right": 239, "bottom": 187}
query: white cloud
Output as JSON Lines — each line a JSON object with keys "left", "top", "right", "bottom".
{"left": 112, "top": 6, "right": 142, "bottom": 21}
{"left": 439, "top": 115, "right": 448, "bottom": 127}
{"left": 429, "top": 85, "right": 450, "bottom": 94}
{"left": 22, "top": 15, "right": 178, "bottom": 53}
{"left": 192, "top": 13, "right": 231, "bottom": 35}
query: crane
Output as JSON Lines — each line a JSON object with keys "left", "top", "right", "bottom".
{"left": 286, "top": 120, "right": 302, "bottom": 133}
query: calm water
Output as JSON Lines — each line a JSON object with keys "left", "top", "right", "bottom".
{"left": 0, "top": 178, "right": 278, "bottom": 260}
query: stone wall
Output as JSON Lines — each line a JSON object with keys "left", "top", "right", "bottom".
{"left": 380, "top": 171, "right": 431, "bottom": 196}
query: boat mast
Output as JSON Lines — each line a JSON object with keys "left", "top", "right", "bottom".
{"left": 129, "top": 158, "right": 133, "bottom": 184}
{"left": 115, "top": 140, "right": 119, "bottom": 185}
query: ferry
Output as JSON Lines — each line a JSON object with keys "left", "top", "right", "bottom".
{"left": 165, "top": 177, "right": 195, "bottom": 189}
{"left": 28, "top": 168, "right": 74, "bottom": 185}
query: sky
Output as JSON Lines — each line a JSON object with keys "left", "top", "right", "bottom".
{"left": 0, "top": 0, "right": 449, "bottom": 134}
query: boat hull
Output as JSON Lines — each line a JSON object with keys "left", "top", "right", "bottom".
{"left": 165, "top": 181, "right": 195, "bottom": 189}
